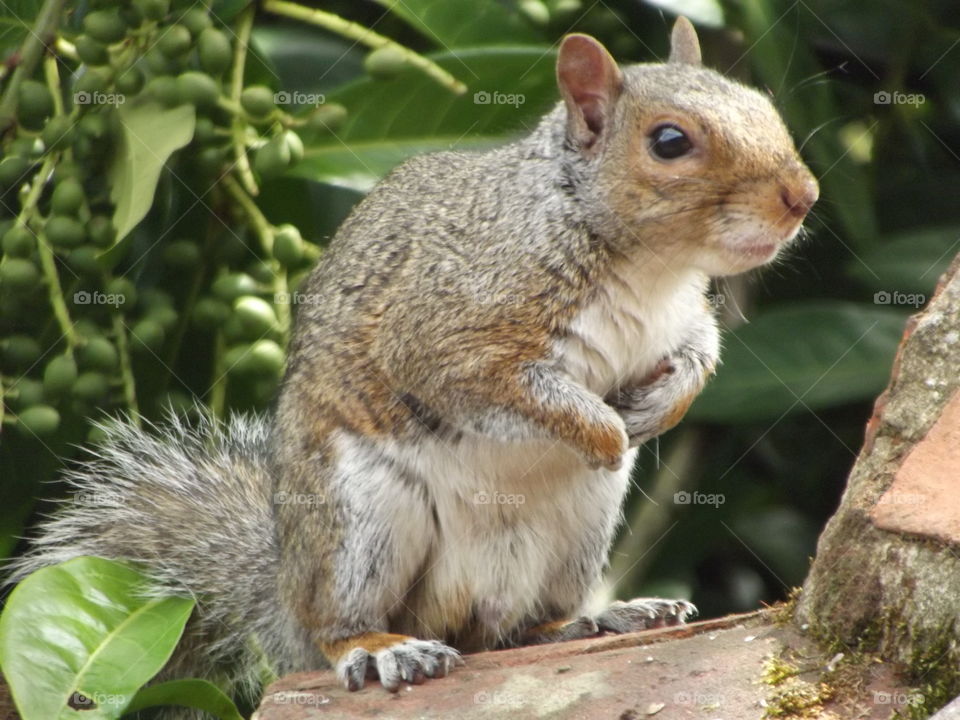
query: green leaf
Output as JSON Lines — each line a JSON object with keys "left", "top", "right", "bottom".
{"left": 642, "top": 0, "right": 725, "bottom": 28}
{"left": 125, "top": 679, "right": 244, "bottom": 720}
{"left": 0, "top": 556, "right": 194, "bottom": 720}
{"left": 109, "top": 101, "right": 196, "bottom": 242}
{"left": 848, "top": 226, "right": 960, "bottom": 295}
{"left": 0, "top": 0, "right": 41, "bottom": 57}
{"left": 295, "top": 46, "right": 558, "bottom": 190}
{"left": 374, "top": 0, "right": 542, "bottom": 46}
{"left": 688, "top": 302, "right": 908, "bottom": 423}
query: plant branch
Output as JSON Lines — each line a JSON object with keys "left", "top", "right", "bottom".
{"left": 262, "top": 0, "right": 467, "bottom": 95}
{"left": 229, "top": 5, "right": 258, "bottom": 195}
{"left": 0, "top": 0, "right": 69, "bottom": 132}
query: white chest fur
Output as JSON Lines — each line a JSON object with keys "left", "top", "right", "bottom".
{"left": 556, "top": 262, "right": 709, "bottom": 396}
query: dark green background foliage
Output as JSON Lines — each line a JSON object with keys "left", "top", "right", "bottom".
{"left": 1, "top": 0, "right": 959, "bottom": 621}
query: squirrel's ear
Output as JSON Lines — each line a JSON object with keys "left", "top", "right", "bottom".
{"left": 557, "top": 34, "right": 624, "bottom": 152}
{"left": 668, "top": 17, "right": 702, "bottom": 65}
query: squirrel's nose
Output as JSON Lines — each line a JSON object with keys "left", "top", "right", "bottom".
{"left": 780, "top": 175, "right": 819, "bottom": 219}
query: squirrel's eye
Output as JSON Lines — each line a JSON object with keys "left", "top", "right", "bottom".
{"left": 648, "top": 124, "right": 693, "bottom": 160}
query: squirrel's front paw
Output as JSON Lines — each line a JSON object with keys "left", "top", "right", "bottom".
{"left": 334, "top": 635, "right": 463, "bottom": 692}
{"left": 609, "top": 363, "right": 704, "bottom": 446}
{"left": 595, "top": 598, "right": 697, "bottom": 633}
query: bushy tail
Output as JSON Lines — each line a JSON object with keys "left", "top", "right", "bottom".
{"left": 7, "top": 412, "right": 317, "bottom": 706}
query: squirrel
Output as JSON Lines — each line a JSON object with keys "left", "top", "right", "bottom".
{"left": 10, "top": 16, "right": 817, "bottom": 711}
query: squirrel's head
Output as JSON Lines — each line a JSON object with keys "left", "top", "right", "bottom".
{"left": 556, "top": 18, "right": 819, "bottom": 276}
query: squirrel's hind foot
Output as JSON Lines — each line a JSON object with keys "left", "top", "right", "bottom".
{"left": 595, "top": 598, "right": 697, "bottom": 633}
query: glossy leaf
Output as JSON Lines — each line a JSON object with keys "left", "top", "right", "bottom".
{"left": 688, "top": 302, "right": 908, "bottom": 423}
{"left": 0, "top": 556, "right": 194, "bottom": 720}
{"left": 374, "top": 0, "right": 543, "bottom": 46}
{"left": 848, "top": 226, "right": 960, "bottom": 294}
{"left": 295, "top": 47, "right": 558, "bottom": 190}
{"left": 125, "top": 679, "right": 243, "bottom": 720}
{"left": 109, "top": 101, "right": 196, "bottom": 242}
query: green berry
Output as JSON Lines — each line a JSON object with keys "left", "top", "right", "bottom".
{"left": 307, "top": 103, "right": 347, "bottom": 134}
{"left": 234, "top": 295, "right": 277, "bottom": 336}
{"left": 42, "top": 116, "right": 75, "bottom": 151}
{"left": 45, "top": 216, "right": 87, "bottom": 247}
{"left": 138, "top": 288, "right": 173, "bottom": 312}
{"left": 87, "top": 216, "right": 116, "bottom": 247}
{"left": 76, "top": 68, "right": 112, "bottom": 99}
{"left": 282, "top": 130, "right": 303, "bottom": 165}
{"left": 225, "top": 338, "right": 284, "bottom": 377}
{"left": 364, "top": 46, "right": 408, "bottom": 79}
{"left": 212, "top": 272, "right": 259, "bottom": 301}
{"left": 43, "top": 354, "right": 78, "bottom": 397}
{"left": 67, "top": 246, "right": 104, "bottom": 276}
{"left": 77, "top": 112, "right": 109, "bottom": 140}
{"left": 197, "top": 27, "right": 231, "bottom": 75}
{"left": 240, "top": 85, "right": 275, "bottom": 119}
{"left": 162, "top": 239, "right": 200, "bottom": 266}
{"left": 75, "top": 35, "right": 110, "bottom": 66}
{"left": 3, "top": 225, "right": 34, "bottom": 257}
{"left": 1, "top": 335, "right": 41, "bottom": 369}
{"left": 273, "top": 224, "right": 303, "bottom": 267}
{"left": 180, "top": 7, "right": 211, "bottom": 36}
{"left": 246, "top": 259, "right": 274, "bottom": 284}
{"left": 11, "top": 379, "right": 44, "bottom": 409}
{"left": 133, "top": 0, "right": 168, "bottom": 21}
{"left": 518, "top": 0, "right": 550, "bottom": 26}
{"left": 0, "top": 258, "right": 39, "bottom": 290}
{"left": 17, "top": 80, "right": 54, "bottom": 130}
{"left": 0, "top": 156, "right": 30, "bottom": 186}
{"left": 146, "top": 76, "right": 181, "bottom": 107}
{"left": 158, "top": 24, "right": 192, "bottom": 58}
{"left": 73, "top": 371, "right": 109, "bottom": 401}
{"left": 192, "top": 297, "right": 230, "bottom": 330}
{"left": 115, "top": 66, "right": 145, "bottom": 95}
{"left": 147, "top": 304, "right": 178, "bottom": 331}
{"left": 130, "top": 319, "right": 165, "bottom": 352}
{"left": 83, "top": 9, "right": 128, "bottom": 44}
{"left": 51, "top": 178, "right": 86, "bottom": 216}
{"left": 16, "top": 404, "right": 60, "bottom": 436}
{"left": 145, "top": 48, "right": 180, "bottom": 76}
{"left": 176, "top": 71, "right": 220, "bottom": 109}
{"left": 105, "top": 277, "right": 137, "bottom": 307}
{"left": 79, "top": 336, "right": 118, "bottom": 371}
{"left": 254, "top": 135, "right": 291, "bottom": 179}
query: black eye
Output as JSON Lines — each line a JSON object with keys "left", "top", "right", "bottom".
{"left": 649, "top": 124, "right": 693, "bottom": 160}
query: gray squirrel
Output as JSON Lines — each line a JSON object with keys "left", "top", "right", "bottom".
{"left": 10, "top": 17, "right": 818, "bottom": 710}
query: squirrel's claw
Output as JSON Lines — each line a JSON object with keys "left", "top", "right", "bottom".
{"left": 336, "top": 638, "right": 463, "bottom": 692}
{"left": 595, "top": 598, "right": 697, "bottom": 633}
